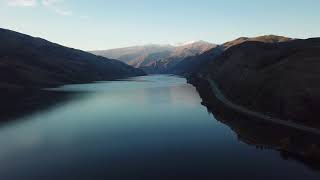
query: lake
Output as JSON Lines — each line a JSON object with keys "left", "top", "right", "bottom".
{"left": 0, "top": 75, "right": 319, "bottom": 180}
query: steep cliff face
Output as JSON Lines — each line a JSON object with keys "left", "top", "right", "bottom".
{"left": 0, "top": 28, "right": 145, "bottom": 89}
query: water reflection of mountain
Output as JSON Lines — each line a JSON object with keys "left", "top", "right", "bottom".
{"left": 192, "top": 79, "right": 320, "bottom": 170}
{"left": 0, "top": 90, "right": 77, "bottom": 123}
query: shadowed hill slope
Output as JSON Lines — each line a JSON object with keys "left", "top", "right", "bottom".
{"left": 222, "top": 35, "right": 293, "bottom": 49}
{"left": 0, "top": 28, "right": 145, "bottom": 89}
{"left": 200, "top": 38, "right": 320, "bottom": 124}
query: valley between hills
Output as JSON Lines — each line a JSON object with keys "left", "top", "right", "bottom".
{"left": 91, "top": 34, "right": 320, "bottom": 128}
{"left": 3, "top": 0, "right": 320, "bottom": 178}
{"left": 1, "top": 27, "right": 320, "bottom": 177}
{"left": 2, "top": 27, "right": 320, "bottom": 129}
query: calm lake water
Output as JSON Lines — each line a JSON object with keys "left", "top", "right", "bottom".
{"left": 0, "top": 75, "right": 319, "bottom": 180}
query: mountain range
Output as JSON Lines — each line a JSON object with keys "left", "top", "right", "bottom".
{"left": 91, "top": 41, "right": 216, "bottom": 73}
{"left": 168, "top": 35, "right": 293, "bottom": 76}
{"left": 91, "top": 36, "right": 292, "bottom": 75}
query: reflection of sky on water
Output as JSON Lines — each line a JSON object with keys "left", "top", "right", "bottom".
{"left": 48, "top": 75, "right": 187, "bottom": 93}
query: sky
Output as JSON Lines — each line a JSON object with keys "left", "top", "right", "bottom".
{"left": 1, "top": 0, "right": 320, "bottom": 50}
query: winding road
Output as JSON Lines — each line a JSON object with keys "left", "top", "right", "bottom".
{"left": 205, "top": 76, "right": 320, "bottom": 135}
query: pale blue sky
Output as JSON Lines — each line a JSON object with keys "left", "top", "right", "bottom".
{"left": 1, "top": 0, "right": 320, "bottom": 50}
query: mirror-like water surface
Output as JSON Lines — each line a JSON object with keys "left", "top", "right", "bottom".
{"left": 0, "top": 75, "right": 319, "bottom": 180}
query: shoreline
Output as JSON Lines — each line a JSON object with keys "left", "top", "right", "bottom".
{"left": 187, "top": 75, "right": 320, "bottom": 135}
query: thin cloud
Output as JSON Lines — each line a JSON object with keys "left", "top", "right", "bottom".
{"left": 7, "top": 0, "right": 87, "bottom": 18}
{"left": 80, "top": 15, "right": 89, "bottom": 20}
{"left": 7, "top": 0, "right": 37, "bottom": 7}
{"left": 41, "top": 0, "right": 73, "bottom": 16}
{"left": 54, "top": 8, "right": 72, "bottom": 16}
{"left": 41, "top": 0, "right": 62, "bottom": 6}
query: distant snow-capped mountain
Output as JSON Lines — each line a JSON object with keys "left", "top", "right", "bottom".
{"left": 90, "top": 41, "right": 216, "bottom": 73}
